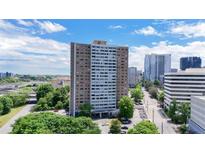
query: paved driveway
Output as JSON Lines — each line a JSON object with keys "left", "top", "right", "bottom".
{"left": 0, "top": 104, "right": 35, "bottom": 134}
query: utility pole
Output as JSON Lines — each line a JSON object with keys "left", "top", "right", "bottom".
{"left": 152, "top": 108, "right": 154, "bottom": 123}
{"left": 161, "top": 121, "right": 164, "bottom": 134}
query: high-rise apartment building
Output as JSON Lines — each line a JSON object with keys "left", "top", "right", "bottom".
{"left": 128, "top": 67, "right": 137, "bottom": 88}
{"left": 180, "top": 56, "right": 201, "bottom": 71}
{"left": 164, "top": 68, "right": 205, "bottom": 107}
{"left": 144, "top": 54, "right": 171, "bottom": 81}
{"left": 70, "top": 40, "right": 128, "bottom": 116}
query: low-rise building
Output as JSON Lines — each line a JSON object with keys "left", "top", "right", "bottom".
{"left": 189, "top": 96, "right": 205, "bottom": 134}
{"left": 164, "top": 68, "right": 205, "bottom": 107}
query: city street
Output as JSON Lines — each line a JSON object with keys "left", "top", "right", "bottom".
{"left": 0, "top": 104, "right": 35, "bottom": 134}
{"left": 143, "top": 89, "right": 177, "bottom": 134}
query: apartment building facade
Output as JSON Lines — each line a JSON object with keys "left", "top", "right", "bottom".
{"left": 144, "top": 54, "right": 171, "bottom": 82}
{"left": 70, "top": 40, "right": 128, "bottom": 116}
{"left": 164, "top": 68, "right": 205, "bottom": 107}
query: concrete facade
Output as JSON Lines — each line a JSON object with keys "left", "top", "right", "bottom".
{"left": 164, "top": 68, "right": 205, "bottom": 106}
{"left": 189, "top": 96, "right": 205, "bottom": 134}
{"left": 70, "top": 40, "right": 128, "bottom": 116}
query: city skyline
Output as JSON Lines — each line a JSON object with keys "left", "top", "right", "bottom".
{"left": 1, "top": 19, "right": 205, "bottom": 75}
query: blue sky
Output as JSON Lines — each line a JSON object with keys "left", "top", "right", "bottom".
{"left": 0, "top": 19, "right": 205, "bottom": 75}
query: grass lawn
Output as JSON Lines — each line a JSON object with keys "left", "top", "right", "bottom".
{"left": 0, "top": 106, "right": 25, "bottom": 128}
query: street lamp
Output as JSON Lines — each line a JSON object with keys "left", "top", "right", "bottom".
{"left": 152, "top": 108, "right": 154, "bottom": 123}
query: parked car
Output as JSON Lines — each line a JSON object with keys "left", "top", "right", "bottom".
{"left": 121, "top": 126, "right": 129, "bottom": 130}
{"left": 121, "top": 131, "right": 127, "bottom": 134}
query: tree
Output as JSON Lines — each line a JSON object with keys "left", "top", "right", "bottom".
{"left": 168, "top": 100, "right": 178, "bottom": 123}
{"left": 36, "top": 84, "right": 54, "bottom": 101}
{"left": 179, "top": 124, "right": 188, "bottom": 134}
{"left": 119, "top": 96, "right": 134, "bottom": 119}
{"left": 128, "top": 120, "right": 159, "bottom": 134}
{"left": 154, "top": 80, "right": 160, "bottom": 86}
{"left": 178, "top": 102, "right": 190, "bottom": 124}
{"left": 144, "top": 80, "right": 153, "bottom": 91}
{"left": 109, "top": 119, "right": 121, "bottom": 134}
{"left": 33, "top": 97, "right": 50, "bottom": 111}
{"left": 79, "top": 103, "right": 92, "bottom": 117}
{"left": 157, "top": 91, "right": 165, "bottom": 107}
{"left": 0, "top": 102, "right": 3, "bottom": 115}
{"left": 131, "top": 84, "right": 144, "bottom": 103}
{"left": 148, "top": 86, "right": 158, "bottom": 99}
{"left": 45, "top": 92, "right": 54, "bottom": 107}
{"left": 11, "top": 112, "right": 101, "bottom": 134}
{"left": 55, "top": 101, "right": 64, "bottom": 110}
{"left": 0, "top": 96, "right": 13, "bottom": 115}
{"left": 7, "top": 93, "right": 27, "bottom": 107}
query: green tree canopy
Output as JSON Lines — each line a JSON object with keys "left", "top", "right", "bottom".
{"left": 154, "top": 80, "right": 160, "bottom": 86}
{"left": 0, "top": 102, "right": 3, "bottom": 114}
{"left": 128, "top": 120, "right": 159, "bottom": 134}
{"left": 79, "top": 103, "right": 92, "bottom": 117}
{"left": 119, "top": 96, "right": 134, "bottom": 119}
{"left": 148, "top": 86, "right": 158, "bottom": 99}
{"left": 109, "top": 119, "right": 121, "bottom": 134}
{"left": 178, "top": 102, "right": 190, "bottom": 124}
{"left": 36, "top": 84, "right": 54, "bottom": 100}
{"left": 131, "top": 84, "right": 144, "bottom": 103}
{"left": 157, "top": 91, "right": 164, "bottom": 103}
{"left": 0, "top": 96, "right": 13, "bottom": 115}
{"left": 168, "top": 99, "right": 178, "bottom": 122}
{"left": 33, "top": 97, "right": 50, "bottom": 111}
{"left": 144, "top": 80, "right": 153, "bottom": 91}
{"left": 11, "top": 112, "right": 101, "bottom": 134}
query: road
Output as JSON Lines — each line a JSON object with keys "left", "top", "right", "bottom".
{"left": 143, "top": 90, "right": 177, "bottom": 134}
{"left": 0, "top": 104, "right": 35, "bottom": 134}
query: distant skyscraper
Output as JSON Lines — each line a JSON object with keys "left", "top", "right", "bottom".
{"left": 128, "top": 67, "right": 137, "bottom": 88}
{"left": 180, "top": 57, "right": 201, "bottom": 71}
{"left": 70, "top": 40, "right": 128, "bottom": 116}
{"left": 144, "top": 54, "right": 171, "bottom": 81}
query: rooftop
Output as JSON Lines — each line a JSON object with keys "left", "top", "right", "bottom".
{"left": 165, "top": 68, "right": 205, "bottom": 75}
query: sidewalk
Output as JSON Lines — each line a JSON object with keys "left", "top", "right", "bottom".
{"left": 0, "top": 104, "right": 34, "bottom": 134}
{"left": 143, "top": 90, "right": 177, "bottom": 134}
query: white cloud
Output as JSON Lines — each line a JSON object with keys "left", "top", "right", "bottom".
{"left": 34, "top": 20, "right": 66, "bottom": 33}
{"left": 0, "top": 20, "right": 70, "bottom": 75}
{"left": 108, "top": 25, "right": 124, "bottom": 29}
{"left": 133, "top": 26, "right": 161, "bottom": 36}
{"left": 170, "top": 22, "right": 205, "bottom": 38}
{"left": 16, "top": 19, "right": 33, "bottom": 27}
{"left": 129, "top": 41, "right": 205, "bottom": 71}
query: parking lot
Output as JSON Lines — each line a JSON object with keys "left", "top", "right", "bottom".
{"left": 94, "top": 104, "right": 146, "bottom": 134}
